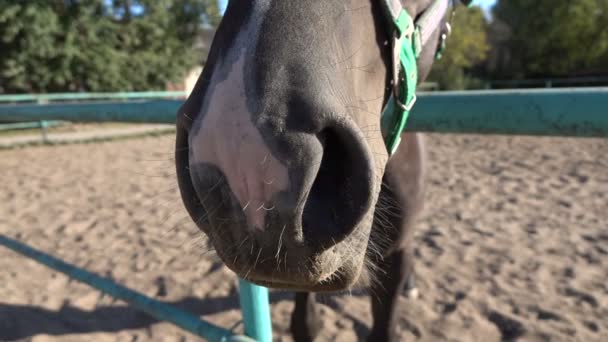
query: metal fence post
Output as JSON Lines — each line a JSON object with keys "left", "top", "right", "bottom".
{"left": 39, "top": 120, "right": 49, "bottom": 143}
{"left": 238, "top": 279, "right": 272, "bottom": 342}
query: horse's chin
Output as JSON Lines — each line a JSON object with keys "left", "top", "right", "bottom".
{"left": 237, "top": 259, "right": 367, "bottom": 293}
{"left": 204, "top": 224, "right": 371, "bottom": 293}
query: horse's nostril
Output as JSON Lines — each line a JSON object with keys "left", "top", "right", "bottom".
{"left": 301, "top": 127, "right": 373, "bottom": 249}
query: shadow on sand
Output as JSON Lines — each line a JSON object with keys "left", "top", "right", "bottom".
{"left": 0, "top": 291, "right": 292, "bottom": 341}
{"left": 0, "top": 287, "right": 378, "bottom": 340}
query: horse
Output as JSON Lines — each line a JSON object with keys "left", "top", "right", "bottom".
{"left": 175, "top": 1, "right": 464, "bottom": 340}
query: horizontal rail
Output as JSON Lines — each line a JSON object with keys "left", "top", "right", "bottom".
{"left": 408, "top": 88, "right": 608, "bottom": 137}
{"left": 0, "top": 88, "right": 607, "bottom": 137}
{"left": 0, "top": 91, "right": 187, "bottom": 103}
{"left": 0, "top": 120, "right": 66, "bottom": 131}
{"left": 0, "top": 100, "right": 179, "bottom": 124}
{"left": 0, "top": 234, "right": 255, "bottom": 342}
{"left": 490, "top": 76, "right": 608, "bottom": 87}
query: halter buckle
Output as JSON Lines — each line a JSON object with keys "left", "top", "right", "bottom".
{"left": 394, "top": 93, "right": 417, "bottom": 112}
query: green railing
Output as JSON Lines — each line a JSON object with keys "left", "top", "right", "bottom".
{"left": 0, "top": 120, "right": 66, "bottom": 132}
{"left": 0, "top": 91, "right": 187, "bottom": 104}
{"left": 489, "top": 76, "right": 608, "bottom": 89}
{"left": 1, "top": 88, "right": 606, "bottom": 137}
{"left": 0, "top": 91, "right": 187, "bottom": 145}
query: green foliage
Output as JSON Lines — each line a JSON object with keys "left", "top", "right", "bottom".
{"left": 0, "top": 0, "right": 210, "bottom": 93}
{"left": 427, "top": 6, "right": 490, "bottom": 90}
{"left": 492, "top": 0, "right": 608, "bottom": 78}
{"left": 201, "top": 0, "right": 222, "bottom": 27}
{"left": 5, "top": 1, "right": 605, "bottom": 93}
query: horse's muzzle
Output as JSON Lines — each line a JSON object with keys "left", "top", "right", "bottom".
{"left": 177, "top": 113, "right": 378, "bottom": 290}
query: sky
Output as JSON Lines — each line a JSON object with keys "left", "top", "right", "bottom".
{"left": 472, "top": 0, "right": 497, "bottom": 12}
{"left": 218, "top": 0, "right": 228, "bottom": 14}
{"left": 217, "top": 0, "right": 496, "bottom": 16}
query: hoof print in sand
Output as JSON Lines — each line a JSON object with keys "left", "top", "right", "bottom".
{"left": 486, "top": 310, "right": 526, "bottom": 340}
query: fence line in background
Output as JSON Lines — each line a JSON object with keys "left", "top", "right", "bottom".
{"left": 0, "top": 120, "right": 66, "bottom": 131}
{"left": 0, "top": 91, "right": 187, "bottom": 104}
{"left": 488, "top": 76, "right": 608, "bottom": 89}
{"left": 1, "top": 88, "right": 606, "bottom": 138}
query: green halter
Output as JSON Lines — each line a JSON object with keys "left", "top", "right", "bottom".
{"left": 379, "top": 5, "right": 418, "bottom": 155}
{"left": 380, "top": 0, "right": 466, "bottom": 155}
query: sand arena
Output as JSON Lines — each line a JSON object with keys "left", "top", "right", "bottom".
{"left": 1, "top": 133, "right": 606, "bottom": 341}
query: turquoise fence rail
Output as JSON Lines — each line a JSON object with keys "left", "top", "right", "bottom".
{"left": 0, "top": 120, "right": 68, "bottom": 145}
{"left": 0, "top": 88, "right": 606, "bottom": 137}
{"left": 0, "top": 234, "right": 264, "bottom": 342}
{"left": 488, "top": 76, "right": 608, "bottom": 89}
{"left": 409, "top": 88, "right": 608, "bottom": 137}
{"left": 0, "top": 91, "right": 187, "bottom": 103}
{"left": 0, "top": 120, "right": 66, "bottom": 131}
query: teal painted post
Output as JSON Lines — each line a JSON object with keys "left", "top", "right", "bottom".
{"left": 238, "top": 279, "right": 272, "bottom": 342}
{"left": 36, "top": 98, "right": 50, "bottom": 143}
{"left": 0, "top": 234, "right": 256, "bottom": 342}
{"left": 40, "top": 120, "right": 49, "bottom": 143}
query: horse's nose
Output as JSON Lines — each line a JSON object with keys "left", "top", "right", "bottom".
{"left": 186, "top": 98, "right": 377, "bottom": 252}
{"left": 281, "top": 122, "right": 376, "bottom": 250}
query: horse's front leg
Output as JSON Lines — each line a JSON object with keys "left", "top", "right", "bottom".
{"left": 290, "top": 292, "right": 322, "bottom": 342}
{"left": 366, "top": 244, "right": 416, "bottom": 341}
{"left": 367, "top": 133, "right": 426, "bottom": 341}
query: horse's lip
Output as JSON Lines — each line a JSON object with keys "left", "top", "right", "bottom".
{"left": 246, "top": 278, "right": 346, "bottom": 292}
{"left": 239, "top": 267, "right": 348, "bottom": 292}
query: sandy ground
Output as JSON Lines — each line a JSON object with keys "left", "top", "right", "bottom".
{"left": 0, "top": 133, "right": 606, "bottom": 342}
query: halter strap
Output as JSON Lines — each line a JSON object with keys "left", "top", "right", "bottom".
{"left": 414, "top": 0, "right": 450, "bottom": 57}
{"left": 380, "top": 0, "right": 450, "bottom": 155}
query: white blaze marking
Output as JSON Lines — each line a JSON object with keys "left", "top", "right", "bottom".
{"left": 189, "top": 1, "right": 288, "bottom": 231}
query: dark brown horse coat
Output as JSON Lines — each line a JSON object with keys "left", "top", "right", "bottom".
{"left": 176, "top": 1, "right": 455, "bottom": 340}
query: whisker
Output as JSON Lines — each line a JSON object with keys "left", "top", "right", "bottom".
{"left": 276, "top": 224, "right": 287, "bottom": 260}
{"left": 257, "top": 203, "right": 275, "bottom": 211}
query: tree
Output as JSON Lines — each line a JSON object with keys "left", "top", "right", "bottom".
{"left": 201, "top": 0, "right": 222, "bottom": 27}
{"left": 427, "top": 5, "right": 490, "bottom": 90}
{"left": 0, "top": 0, "right": 212, "bottom": 93}
{"left": 491, "top": 0, "right": 608, "bottom": 78}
